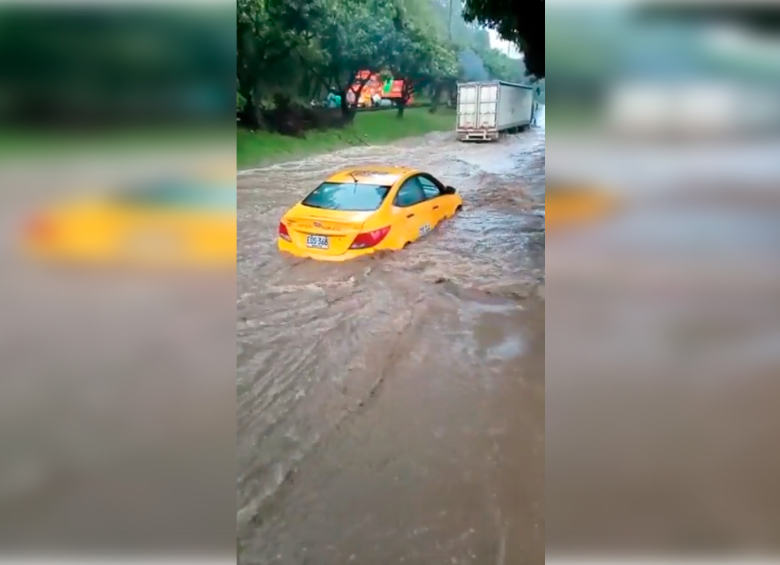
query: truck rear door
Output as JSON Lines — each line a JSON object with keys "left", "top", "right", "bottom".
{"left": 477, "top": 83, "right": 499, "bottom": 130}
{"left": 457, "top": 84, "right": 478, "bottom": 130}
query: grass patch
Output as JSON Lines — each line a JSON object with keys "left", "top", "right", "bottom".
{"left": 237, "top": 106, "right": 456, "bottom": 169}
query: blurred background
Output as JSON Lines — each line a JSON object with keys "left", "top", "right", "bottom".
{"left": 546, "top": 0, "right": 780, "bottom": 557}
{"left": 0, "top": 1, "right": 235, "bottom": 558}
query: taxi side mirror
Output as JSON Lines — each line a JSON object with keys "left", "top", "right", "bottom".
{"left": 443, "top": 185, "right": 456, "bottom": 195}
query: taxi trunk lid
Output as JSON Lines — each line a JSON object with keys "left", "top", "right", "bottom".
{"left": 284, "top": 209, "right": 373, "bottom": 255}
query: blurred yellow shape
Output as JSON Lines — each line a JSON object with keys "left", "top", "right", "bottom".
{"left": 545, "top": 184, "right": 621, "bottom": 232}
{"left": 20, "top": 178, "right": 236, "bottom": 270}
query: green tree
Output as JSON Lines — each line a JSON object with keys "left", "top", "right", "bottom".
{"left": 462, "top": 0, "right": 544, "bottom": 77}
{"left": 478, "top": 46, "right": 526, "bottom": 83}
{"left": 384, "top": 18, "right": 458, "bottom": 117}
{"left": 311, "top": 0, "right": 400, "bottom": 117}
{"left": 237, "top": 0, "right": 529, "bottom": 132}
{"left": 414, "top": 0, "right": 530, "bottom": 84}
{"left": 237, "top": 0, "right": 322, "bottom": 126}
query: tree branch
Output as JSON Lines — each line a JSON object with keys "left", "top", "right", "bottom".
{"left": 301, "top": 54, "right": 333, "bottom": 91}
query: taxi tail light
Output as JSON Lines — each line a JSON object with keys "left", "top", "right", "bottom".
{"left": 350, "top": 226, "right": 390, "bottom": 249}
{"left": 278, "top": 222, "right": 291, "bottom": 241}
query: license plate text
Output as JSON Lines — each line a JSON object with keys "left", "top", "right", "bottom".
{"left": 306, "top": 234, "right": 329, "bottom": 249}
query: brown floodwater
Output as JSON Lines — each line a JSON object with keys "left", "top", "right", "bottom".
{"left": 237, "top": 130, "right": 545, "bottom": 564}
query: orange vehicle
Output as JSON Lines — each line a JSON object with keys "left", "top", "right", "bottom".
{"left": 382, "top": 78, "right": 414, "bottom": 104}
{"left": 348, "top": 71, "right": 384, "bottom": 107}
{"left": 348, "top": 71, "right": 414, "bottom": 106}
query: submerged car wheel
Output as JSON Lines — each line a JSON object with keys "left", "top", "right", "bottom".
{"left": 456, "top": 205, "right": 463, "bottom": 213}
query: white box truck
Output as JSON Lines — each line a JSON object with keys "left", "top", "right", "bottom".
{"left": 456, "top": 81, "right": 535, "bottom": 141}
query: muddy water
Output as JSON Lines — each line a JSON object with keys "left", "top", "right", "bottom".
{"left": 237, "top": 130, "right": 545, "bottom": 564}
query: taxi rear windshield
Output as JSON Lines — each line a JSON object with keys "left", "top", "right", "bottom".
{"left": 302, "top": 182, "right": 390, "bottom": 212}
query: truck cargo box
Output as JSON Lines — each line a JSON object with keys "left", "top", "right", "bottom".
{"left": 456, "top": 81, "right": 534, "bottom": 141}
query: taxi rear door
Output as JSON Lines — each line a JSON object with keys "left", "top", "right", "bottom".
{"left": 391, "top": 176, "right": 429, "bottom": 244}
{"left": 417, "top": 174, "right": 449, "bottom": 226}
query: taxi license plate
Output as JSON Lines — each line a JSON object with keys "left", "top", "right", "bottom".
{"left": 306, "top": 234, "right": 329, "bottom": 249}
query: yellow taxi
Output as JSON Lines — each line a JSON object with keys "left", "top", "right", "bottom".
{"left": 20, "top": 174, "right": 236, "bottom": 269}
{"left": 545, "top": 182, "right": 621, "bottom": 231}
{"left": 278, "top": 166, "right": 463, "bottom": 261}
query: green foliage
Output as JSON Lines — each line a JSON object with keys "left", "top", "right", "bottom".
{"left": 237, "top": 0, "right": 323, "bottom": 105}
{"left": 478, "top": 46, "right": 526, "bottom": 82}
{"left": 462, "top": 0, "right": 544, "bottom": 77}
{"left": 314, "top": 0, "right": 400, "bottom": 90}
{"left": 415, "top": 0, "right": 529, "bottom": 84}
{"left": 235, "top": 0, "right": 535, "bottom": 123}
{"left": 385, "top": 21, "right": 458, "bottom": 85}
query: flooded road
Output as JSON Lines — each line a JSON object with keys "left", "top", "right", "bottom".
{"left": 237, "top": 130, "right": 545, "bottom": 564}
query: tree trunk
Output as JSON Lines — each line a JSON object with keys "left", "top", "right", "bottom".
{"left": 340, "top": 91, "right": 355, "bottom": 122}
{"left": 351, "top": 80, "right": 369, "bottom": 108}
{"left": 429, "top": 82, "right": 443, "bottom": 114}
{"left": 397, "top": 83, "right": 413, "bottom": 118}
{"left": 239, "top": 90, "right": 260, "bottom": 129}
{"left": 396, "top": 99, "right": 406, "bottom": 119}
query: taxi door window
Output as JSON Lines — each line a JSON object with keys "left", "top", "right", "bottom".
{"left": 418, "top": 176, "right": 443, "bottom": 199}
{"left": 394, "top": 177, "right": 426, "bottom": 207}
